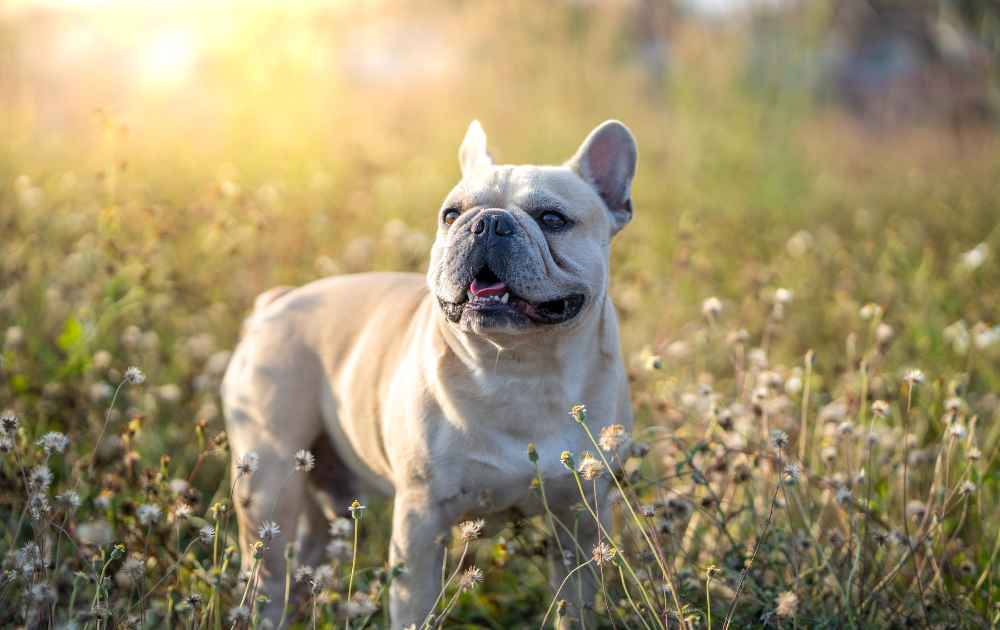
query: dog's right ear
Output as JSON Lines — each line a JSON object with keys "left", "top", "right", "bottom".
{"left": 459, "top": 120, "right": 494, "bottom": 177}
{"left": 567, "top": 120, "right": 638, "bottom": 236}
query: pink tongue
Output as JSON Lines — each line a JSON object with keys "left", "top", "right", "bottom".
{"left": 469, "top": 279, "right": 507, "bottom": 297}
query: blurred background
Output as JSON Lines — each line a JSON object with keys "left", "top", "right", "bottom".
{"left": 1, "top": 0, "right": 999, "bottom": 463}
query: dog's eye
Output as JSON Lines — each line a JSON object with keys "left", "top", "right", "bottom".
{"left": 539, "top": 210, "right": 568, "bottom": 231}
{"left": 442, "top": 208, "right": 461, "bottom": 226}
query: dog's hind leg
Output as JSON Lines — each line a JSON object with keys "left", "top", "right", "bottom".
{"left": 222, "top": 329, "right": 323, "bottom": 625}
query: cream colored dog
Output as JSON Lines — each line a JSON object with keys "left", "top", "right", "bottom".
{"left": 222, "top": 119, "right": 637, "bottom": 628}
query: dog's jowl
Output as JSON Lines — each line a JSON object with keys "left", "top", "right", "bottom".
{"left": 222, "top": 119, "right": 638, "bottom": 628}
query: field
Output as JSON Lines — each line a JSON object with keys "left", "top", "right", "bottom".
{"left": 1, "top": 2, "right": 999, "bottom": 628}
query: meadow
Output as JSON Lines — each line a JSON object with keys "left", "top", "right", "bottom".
{"left": 1, "top": 2, "right": 999, "bottom": 628}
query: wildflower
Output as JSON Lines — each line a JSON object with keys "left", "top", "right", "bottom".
{"left": 29, "top": 465, "right": 53, "bottom": 491}
{"left": 875, "top": 323, "right": 894, "bottom": 344}
{"left": 821, "top": 446, "right": 838, "bottom": 465}
{"left": 258, "top": 521, "right": 281, "bottom": 542}
{"left": 119, "top": 556, "right": 145, "bottom": 582}
{"left": 198, "top": 525, "right": 215, "bottom": 544}
{"left": 348, "top": 499, "right": 366, "bottom": 520}
{"left": 527, "top": 442, "right": 538, "bottom": 463}
{"left": 294, "top": 566, "right": 314, "bottom": 583}
{"left": 960, "top": 243, "right": 989, "bottom": 270}
{"left": 870, "top": 400, "right": 890, "bottom": 417}
{"left": 903, "top": 368, "right": 925, "bottom": 386}
{"left": 56, "top": 490, "right": 82, "bottom": 511}
{"left": 949, "top": 423, "right": 967, "bottom": 440}
{"left": 16, "top": 543, "right": 43, "bottom": 577}
{"left": 776, "top": 591, "right": 799, "bottom": 618}
{"left": 967, "top": 447, "right": 981, "bottom": 461}
{"left": 185, "top": 594, "right": 204, "bottom": 610}
{"left": 228, "top": 606, "right": 251, "bottom": 624}
{"left": 459, "top": 519, "right": 485, "bottom": 542}
{"left": 702, "top": 296, "right": 722, "bottom": 318}
{"left": 460, "top": 566, "right": 484, "bottom": 590}
{"left": 770, "top": 430, "right": 789, "bottom": 450}
{"left": 639, "top": 504, "right": 655, "bottom": 517}
{"left": 837, "top": 421, "right": 855, "bottom": 438}
{"left": 859, "top": 303, "right": 882, "bottom": 320}
{"left": 591, "top": 542, "right": 616, "bottom": 566}
{"left": 559, "top": 450, "right": 574, "bottom": 468}
{"left": 945, "top": 397, "right": 964, "bottom": 414}
{"left": 577, "top": 452, "right": 605, "bottom": 480}
{"left": 774, "top": 288, "right": 793, "bottom": 304}
{"left": 173, "top": 503, "right": 193, "bottom": 520}
{"left": 783, "top": 463, "right": 802, "bottom": 485}
{"left": 329, "top": 517, "right": 352, "bottom": 538}
{"left": 666, "top": 495, "right": 693, "bottom": 520}
{"left": 0, "top": 435, "right": 12, "bottom": 454}
{"left": 235, "top": 451, "right": 259, "bottom": 477}
{"left": 326, "top": 539, "right": 352, "bottom": 561}
{"left": 294, "top": 449, "right": 315, "bottom": 472}
{"left": 345, "top": 593, "right": 377, "bottom": 617}
{"left": 1, "top": 412, "right": 20, "bottom": 434}
{"left": 598, "top": 424, "right": 628, "bottom": 451}
{"left": 137, "top": 504, "right": 162, "bottom": 526}
{"left": 124, "top": 366, "right": 146, "bottom": 385}
{"left": 960, "top": 480, "right": 976, "bottom": 496}
{"left": 568, "top": 404, "right": 587, "bottom": 423}
{"left": 36, "top": 432, "right": 70, "bottom": 454}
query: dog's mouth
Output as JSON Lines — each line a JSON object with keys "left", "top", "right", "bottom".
{"left": 438, "top": 266, "right": 585, "bottom": 326}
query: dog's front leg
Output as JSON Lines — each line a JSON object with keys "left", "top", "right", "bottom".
{"left": 387, "top": 491, "right": 449, "bottom": 630}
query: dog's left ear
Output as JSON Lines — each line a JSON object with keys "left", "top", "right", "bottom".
{"left": 567, "top": 120, "right": 638, "bottom": 236}
{"left": 459, "top": 120, "right": 494, "bottom": 177}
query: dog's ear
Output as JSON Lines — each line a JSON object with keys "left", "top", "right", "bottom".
{"left": 567, "top": 120, "right": 638, "bottom": 236}
{"left": 459, "top": 120, "right": 494, "bottom": 177}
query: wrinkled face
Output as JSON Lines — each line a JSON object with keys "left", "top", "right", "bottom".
{"left": 426, "top": 120, "right": 638, "bottom": 337}
{"left": 428, "top": 166, "right": 609, "bottom": 335}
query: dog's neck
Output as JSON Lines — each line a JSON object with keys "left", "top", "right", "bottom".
{"left": 431, "top": 294, "right": 620, "bottom": 377}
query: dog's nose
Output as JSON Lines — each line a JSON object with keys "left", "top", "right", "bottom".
{"left": 471, "top": 209, "right": 516, "bottom": 238}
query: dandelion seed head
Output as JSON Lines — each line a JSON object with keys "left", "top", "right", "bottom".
{"left": 591, "top": 542, "right": 616, "bottom": 566}
{"left": 29, "top": 465, "right": 53, "bottom": 491}
{"left": 783, "top": 462, "right": 802, "bottom": 485}
{"left": 36, "top": 431, "right": 70, "bottom": 454}
{"left": 770, "top": 429, "right": 789, "bottom": 450}
{"left": 132, "top": 505, "right": 161, "bottom": 528}
{"left": 598, "top": 424, "right": 628, "bottom": 452}
{"left": 776, "top": 591, "right": 799, "bottom": 618}
{"left": 124, "top": 366, "right": 146, "bottom": 385}
{"left": 459, "top": 518, "right": 485, "bottom": 542}
{"left": 460, "top": 566, "right": 484, "bottom": 590}
{"left": 577, "top": 451, "right": 605, "bottom": 480}
{"left": 702, "top": 296, "right": 722, "bottom": 318}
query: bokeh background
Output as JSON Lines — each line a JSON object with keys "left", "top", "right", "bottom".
{"left": 2, "top": 1, "right": 1000, "bottom": 626}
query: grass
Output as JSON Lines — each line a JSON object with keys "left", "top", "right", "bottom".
{"left": 1, "top": 2, "right": 999, "bottom": 628}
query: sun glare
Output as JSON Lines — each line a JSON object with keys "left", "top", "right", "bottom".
{"left": 139, "top": 28, "right": 197, "bottom": 89}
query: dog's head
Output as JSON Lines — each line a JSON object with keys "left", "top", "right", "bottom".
{"left": 427, "top": 120, "right": 637, "bottom": 336}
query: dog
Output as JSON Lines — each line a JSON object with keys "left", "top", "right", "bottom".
{"left": 221, "top": 119, "right": 637, "bottom": 628}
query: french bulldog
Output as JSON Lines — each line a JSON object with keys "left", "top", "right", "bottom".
{"left": 222, "top": 119, "right": 638, "bottom": 628}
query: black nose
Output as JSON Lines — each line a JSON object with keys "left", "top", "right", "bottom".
{"left": 471, "top": 209, "right": 516, "bottom": 238}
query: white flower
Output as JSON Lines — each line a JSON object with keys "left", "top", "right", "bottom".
{"left": 702, "top": 296, "right": 723, "bottom": 318}
{"left": 949, "top": 423, "right": 967, "bottom": 440}
{"left": 903, "top": 369, "right": 925, "bottom": 386}
{"left": 770, "top": 430, "right": 789, "bottom": 450}
{"left": 835, "top": 486, "right": 852, "bottom": 506}
{"left": 29, "top": 465, "right": 53, "bottom": 491}
{"left": 235, "top": 451, "right": 259, "bottom": 477}
{"left": 870, "top": 400, "right": 890, "bottom": 417}
{"left": 774, "top": 288, "right": 793, "bottom": 304}
{"left": 227, "top": 606, "right": 251, "bottom": 623}
{"left": 294, "top": 449, "right": 315, "bottom": 472}
{"left": 56, "top": 490, "right": 81, "bottom": 510}
{"left": 329, "top": 517, "right": 353, "bottom": 538}
{"left": 960, "top": 243, "right": 989, "bottom": 270}
{"left": 326, "top": 538, "right": 352, "bottom": 561}
{"left": 29, "top": 493, "right": 50, "bottom": 520}
{"left": 591, "top": 542, "right": 616, "bottom": 566}
{"left": 459, "top": 519, "right": 485, "bottom": 542}
{"left": 598, "top": 424, "right": 628, "bottom": 452}
{"left": 36, "top": 432, "right": 70, "bottom": 454}
{"left": 258, "top": 520, "right": 281, "bottom": 542}
{"left": 137, "top": 503, "right": 163, "bottom": 526}
{"left": 348, "top": 500, "right": 366, "bottom": 519}
{"left": 577, "top": 452, "right": 605, "bottom": 480}
{"left": 0, "top": 412, "right": 20, "bottom": 434}
{"left": 124, "top": 366, "right": 146, "bottom": 385}
{"left": 198, "top": 525, "right": 215, "bottom": 544}
{"left": 783, "top": 463, "right": 802, "bottom": 485}
{"left": 459, "top": 566, "right": 484, "bottom": 590}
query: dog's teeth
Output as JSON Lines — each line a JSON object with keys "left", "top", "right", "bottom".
{"left": 500, "top": 292, "right": 510, "bottom": 304}
{"left": 467, "top": 290, "right": 474, "bottom": 301}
